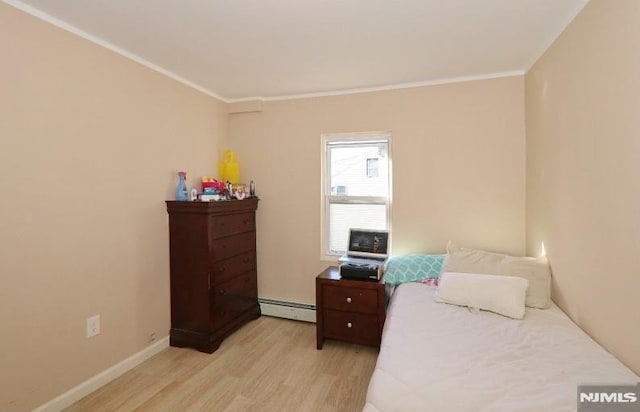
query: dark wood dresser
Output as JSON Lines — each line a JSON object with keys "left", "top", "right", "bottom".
{"left": 316, "top": 266, "right": 386, "bottom": 349}
{"left": 166, "top": 199, "right": 260, "bottom": 353}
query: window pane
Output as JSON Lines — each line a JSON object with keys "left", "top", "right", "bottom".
{"left": 328, "top": 203, "right": 387, "bottom": 254}
{"left": 366, "top": 158, "right": 379, "bottom": 177}
{"left": 330, "top": 144, "right": 388, "bottom": 197}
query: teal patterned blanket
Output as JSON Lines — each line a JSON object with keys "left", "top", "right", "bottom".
{"left": 383, "top": 253, "right": 445, "bottom": 284}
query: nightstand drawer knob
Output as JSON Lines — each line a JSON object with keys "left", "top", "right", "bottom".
{"left": 347, "top": 322, "right": 353, "bottom": 328}
{"left": 346, "top": 297, "right": 352, "bottom": 303}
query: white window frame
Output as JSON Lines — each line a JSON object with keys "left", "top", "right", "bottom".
{"left": 321, "top": 132, "right": 392, "bottom": 259}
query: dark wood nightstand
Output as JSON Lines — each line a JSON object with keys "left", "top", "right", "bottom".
{"left": 316, "top": 266, "right": 386, "bottom": 349}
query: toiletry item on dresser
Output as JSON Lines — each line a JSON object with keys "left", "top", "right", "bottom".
{"left": 175, "top": 171, "right": 189, "bottom": 201}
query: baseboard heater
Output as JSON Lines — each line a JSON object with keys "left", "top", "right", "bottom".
{"left": 259, "top": 298, "right": 316, "bottom": 323}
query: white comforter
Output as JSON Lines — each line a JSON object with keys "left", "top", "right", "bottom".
{"left": 364, "top": 282, "right": 638, "bottom": 412}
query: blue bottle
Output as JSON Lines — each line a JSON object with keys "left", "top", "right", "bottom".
{"left": 175, "top": 171, "right": 189, "bottom": 201}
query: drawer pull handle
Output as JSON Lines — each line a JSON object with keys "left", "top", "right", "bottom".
{"left": 346, "top": 297, "right": 352, "bottom": 303}
{"left": 347, "top": 322, "right": 353, "bottom": 328}
{"left": 219, "top": 289, "right": 226, "bottom": 295}
{"left": 218, "top": 266, "right": 226, "bottom": 273}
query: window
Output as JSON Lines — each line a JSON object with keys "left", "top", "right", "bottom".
{"left": 323, "top": 133, "right": 391, "bottom": 257}
{"left": 366, "top": 158, "right": 379, "bottom": 178}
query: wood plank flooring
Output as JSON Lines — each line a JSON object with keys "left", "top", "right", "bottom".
{"left": 65, "top": 316, "right": 378, "bottom": 412}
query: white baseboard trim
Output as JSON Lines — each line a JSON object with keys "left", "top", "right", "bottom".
{"left": 34, "top": 336, "right": 170, "bottom": 412}
{"left": 259, "top": 299, "right": 316, "bottom": 323}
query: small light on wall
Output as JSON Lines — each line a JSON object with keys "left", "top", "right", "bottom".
{"left": 540, "top": 242, "right": 547, "bottom": 257}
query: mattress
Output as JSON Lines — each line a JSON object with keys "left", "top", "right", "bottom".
{"left": 364, "top": 282, "right": 639, "bottom": 412}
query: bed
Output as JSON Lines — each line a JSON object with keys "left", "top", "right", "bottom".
{"left": 364, "top": 247, "right": 639, "bottom": 412}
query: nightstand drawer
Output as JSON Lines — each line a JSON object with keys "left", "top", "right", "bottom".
{"left": 323, "top": 285, "right": 378, "bottom": 314}
{"left": 323, "top": 309, "right": 379, "bottom": 345}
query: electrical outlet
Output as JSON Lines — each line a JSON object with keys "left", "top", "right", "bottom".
{"left": 87, "top": 315, "right": 100, "bottom": 338}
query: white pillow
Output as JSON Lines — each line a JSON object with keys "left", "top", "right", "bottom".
{"left": 441, "top": 242, "right": 551, "bottom": 309}
{"left": 434, "top": 272, "right": 529, "bottom": 319}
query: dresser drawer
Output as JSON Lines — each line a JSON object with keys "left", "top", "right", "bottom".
{"left": 212, "top": 272, "right": 257, "bottom": 309}
{"left": 210, "top": 212, "right": 255, "bottom": 238}
{"left": 211, "top": 272, "right": 257, "bottom": 328}
{"left": 323, "top": 309, "right": 379, "bottom": 345}
{"left": 211, "top": 231, "right": 255, "bottom": 260}
{"left": 323, "top": 285, "right": 378, "bottom": 314}
{"left": 211, "top": 251, "right": 256, "bottom": 284}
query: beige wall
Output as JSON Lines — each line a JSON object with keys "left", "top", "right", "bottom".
{"left": 0, "top": 4, "right": 226, "bottom": 411}
{"left": 227, "top": 76, "right": 526, "bottom": 305}
{"left": 526, "top": 0, "right": 640, "bottom": 374}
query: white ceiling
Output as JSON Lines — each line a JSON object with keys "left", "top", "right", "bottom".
{"left": 6, "top": 0, "right": 589, "bottom": 101}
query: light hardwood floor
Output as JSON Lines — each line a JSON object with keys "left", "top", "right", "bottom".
{"left": 65, "top": 316, "right": 378, "bottom": 412}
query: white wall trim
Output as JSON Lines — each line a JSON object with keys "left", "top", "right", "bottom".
{"left": 33, "top": 336, "right": 170, "bottom": 412}
{"left": 260, "top": 299, "right": 316, "bottom": 323}
{"left": 1, "top": 0, "right": 227, "bottom": 103}
{"left": 233, "top": 70, "right": 525, "bottom": 103}
{"left": 2, "top": 0, "right": 525, "bottom": 104}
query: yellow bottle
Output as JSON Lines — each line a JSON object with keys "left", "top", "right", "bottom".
{"left": 218, "top": 149, "right": 240, "bottom": 183}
